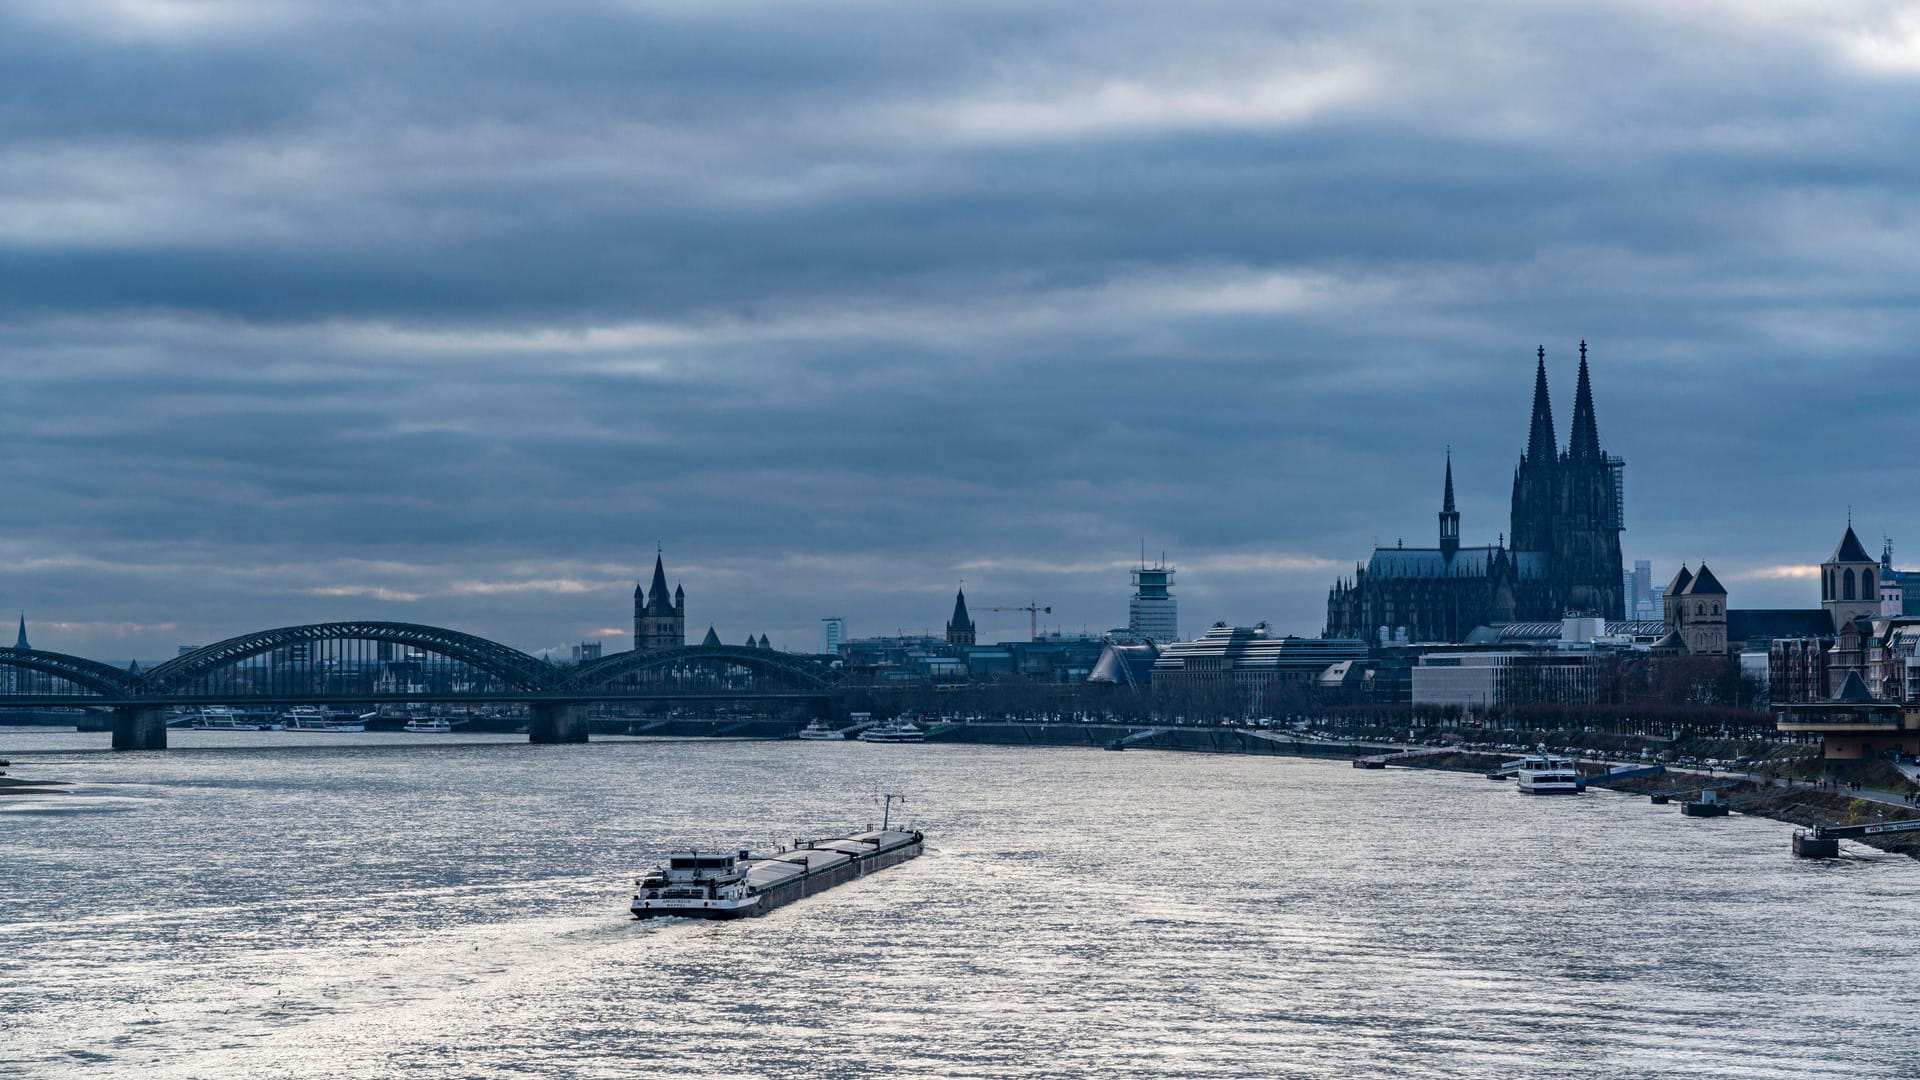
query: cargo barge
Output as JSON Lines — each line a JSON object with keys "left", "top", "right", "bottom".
{"left": 631, "top": 798, "right": 923, "bottom": 919}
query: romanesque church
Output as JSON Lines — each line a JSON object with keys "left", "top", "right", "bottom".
{"left": 1325, "top": 345, "right": 1626, "bottom": 643}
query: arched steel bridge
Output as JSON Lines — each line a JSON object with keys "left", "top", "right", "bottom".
{"left": 0, "top": 621, "right": 834, "bottom": 707}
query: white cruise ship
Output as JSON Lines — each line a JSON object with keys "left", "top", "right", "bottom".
{"left": 1516, "top": 755, "right": 1582, "bottom": 795}
{"left": 857, "top": 719, "right": 924, "bottom": 743}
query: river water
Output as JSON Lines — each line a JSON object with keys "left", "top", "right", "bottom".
{"left": 2, "top": 728, "right": 1916, "bottom": 1078}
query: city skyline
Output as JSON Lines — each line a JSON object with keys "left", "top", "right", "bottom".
{"left": 5, "top": 4, "right": 1920, "bottom": 656}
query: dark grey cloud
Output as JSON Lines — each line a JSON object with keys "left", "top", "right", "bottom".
{"left": 3, "top": 0, "right": 1919, "bottom": 657}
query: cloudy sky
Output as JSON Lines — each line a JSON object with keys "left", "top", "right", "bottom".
{"left": 3, "top": 0, "right": 1918, "bottom": 659}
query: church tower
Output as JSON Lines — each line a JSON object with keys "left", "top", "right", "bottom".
{"left": 1510, "top": 348, "right": 1559, "bottom": 555}
{"left": 1549, "top": 343, "right": 1626, "bottom": 619}
{"left": 633, "top": 550, "right": 686, "bottom": 652}
{"left": 1822, "top": 520, "right": 1880, "bottom": 631}
{"left": 1438, "top": 451, "right": 1461, "bottom": 560}
{"left": 946, "top": 585, "right": 976, "bottom": 646}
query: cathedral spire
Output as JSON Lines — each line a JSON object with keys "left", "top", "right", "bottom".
{"left": 13, "top": 612, "right": 27, "bottom": 651}
{"left": 1569, "top": 340, "right": 1600, "bottom": 459}
{"left": 1439, "top": 451, "right": 1460, "bottom": 559}
{"left": 1442, "top": 449, "right": 1456, "bottom": 513}
{"left": 1526, "top": 347, "right": 1557, "bottom": 464}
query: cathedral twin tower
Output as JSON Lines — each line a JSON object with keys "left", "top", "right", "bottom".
{"left": 1326, "top": 344, "right": 1626, "bottom": 643}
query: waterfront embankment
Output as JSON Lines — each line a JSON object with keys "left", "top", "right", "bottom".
{"left": 1384, "top": 749, "right": 1920, "bottom": 858}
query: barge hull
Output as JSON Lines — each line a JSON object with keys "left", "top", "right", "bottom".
{"left": 632, "top": 830, "right": 922, "bottom": 920}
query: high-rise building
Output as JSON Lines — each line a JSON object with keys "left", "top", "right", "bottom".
{"left": 1626, "top": 559, "right": 1655, "bottom": 620}
{"left": 821, "top": 616, "right": 847, "bottom": 655}
{"left": 1128, "top": 558, "right": 1178, "bottom": 643}
{"left": 571, "top": 641, "right": 603, "bottom": 663}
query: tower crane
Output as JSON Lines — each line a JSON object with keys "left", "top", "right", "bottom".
{"left": 989, "top": 602, "right": 1052, "bottom": 642}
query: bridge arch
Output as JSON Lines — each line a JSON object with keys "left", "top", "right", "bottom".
{"left": 565, "top": 645, "right": 833, "bottom": 694}
{"left": 139, "top": 622, "right": 557, "bottom": 696}
{"left": 0, "top": 647, "right": 139, "bottom": 698}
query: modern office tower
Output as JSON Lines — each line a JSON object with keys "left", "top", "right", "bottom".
{"left": 821, "top": 616, "right": 847, "bottom": 655}
{"left": 1129, "top": 557, "right": 1178, "bottom": 643}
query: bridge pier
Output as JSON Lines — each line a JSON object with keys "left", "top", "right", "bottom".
{"left": 110, "top": 706, "right": 168, "bottom": 751}
{"left": 529, "top": 703, "right": 589, "bottom": 744}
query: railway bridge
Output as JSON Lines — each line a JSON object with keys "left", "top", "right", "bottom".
{"left": 0, "top": 622, "right": 835, "bottom": 749}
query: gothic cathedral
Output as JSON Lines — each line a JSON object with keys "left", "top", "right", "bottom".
{"left": 1326, "top": 344, "right": 1626, "bottom": 643}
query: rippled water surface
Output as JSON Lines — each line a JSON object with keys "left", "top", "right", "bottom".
{"left": 3, "top": 728, "right": 1918, "bottom": 1078}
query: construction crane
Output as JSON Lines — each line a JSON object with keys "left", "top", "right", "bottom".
{"left": 989, "top": 602, "right": 1052, "bottom": 642}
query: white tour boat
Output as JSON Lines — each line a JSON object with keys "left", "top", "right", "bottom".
{"left": 1516, "top": 754, "right": 1583, "bottom": 795}
{"left": 185, "top": 706, "right": 282, "bottom": 731}
{"left": 402, "top": 717, "right": 454, "bottom": 733}
{"left": 280, "top": 706, "right": 366, "bottom": 733}
{"left": 795, "top": 719, "right": 844, "bottom": 741}
{"left": 857, "top": 718, "right": 925, "bottom": 743}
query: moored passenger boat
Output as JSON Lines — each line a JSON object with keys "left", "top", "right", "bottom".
{"left": 1516, "top": 755, "right": 1582, "bottom": 794}
{"left": 858, "top": 719, "right": 925, "bottom": 743}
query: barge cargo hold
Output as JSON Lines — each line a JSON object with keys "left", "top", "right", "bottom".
{"left": 630, "top": 828, "right": 923, "bottom": 920}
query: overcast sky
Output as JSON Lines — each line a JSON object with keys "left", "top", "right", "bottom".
{"left": 3, "top": 0, "right": 1918, "bottom": 659}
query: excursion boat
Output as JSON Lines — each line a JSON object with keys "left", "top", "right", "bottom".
{"left": 795, "top": 719, "right": 844, "bottom": 741}
{"left": 402, "top": 717, "right": 454, "bottom": 733}
{"left": 280, "top": 706, "right": 366, "bottom": 733}
{"left": 185, "top": 706, "right": 283, "bottom": 731}
{"left": 630, "top": 797, "right": 923, "bottom": 920}
{"left": 1516, "top": 755, "right": 1583, "bottom": 795}
{"left": 858, "top": 719, "right": 925, "bottom": 743}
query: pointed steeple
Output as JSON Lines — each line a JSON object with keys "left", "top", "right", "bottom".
{"left": 1569, "top": 340, "right": 1600, "bottom": 459}
{"left": 1526, "top": 346, "right": 1557, "bottom": 464}
{"left": 648, "top": 551, "right": 670, "bottom": 603}
{"left": 1829, "top": 524, "right": 1872, "bottom": 565}
{"left": 1438, "top": 450, "right": 1460, "bottom": 559}
{"left": 13, "top": 612, "right": 27, "bottom": 651}
{"left": 701, "top": 625, "right": 721, "bottom": 646}
{"left": 946, "top": 584, "right": 976, "bottom": 646}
